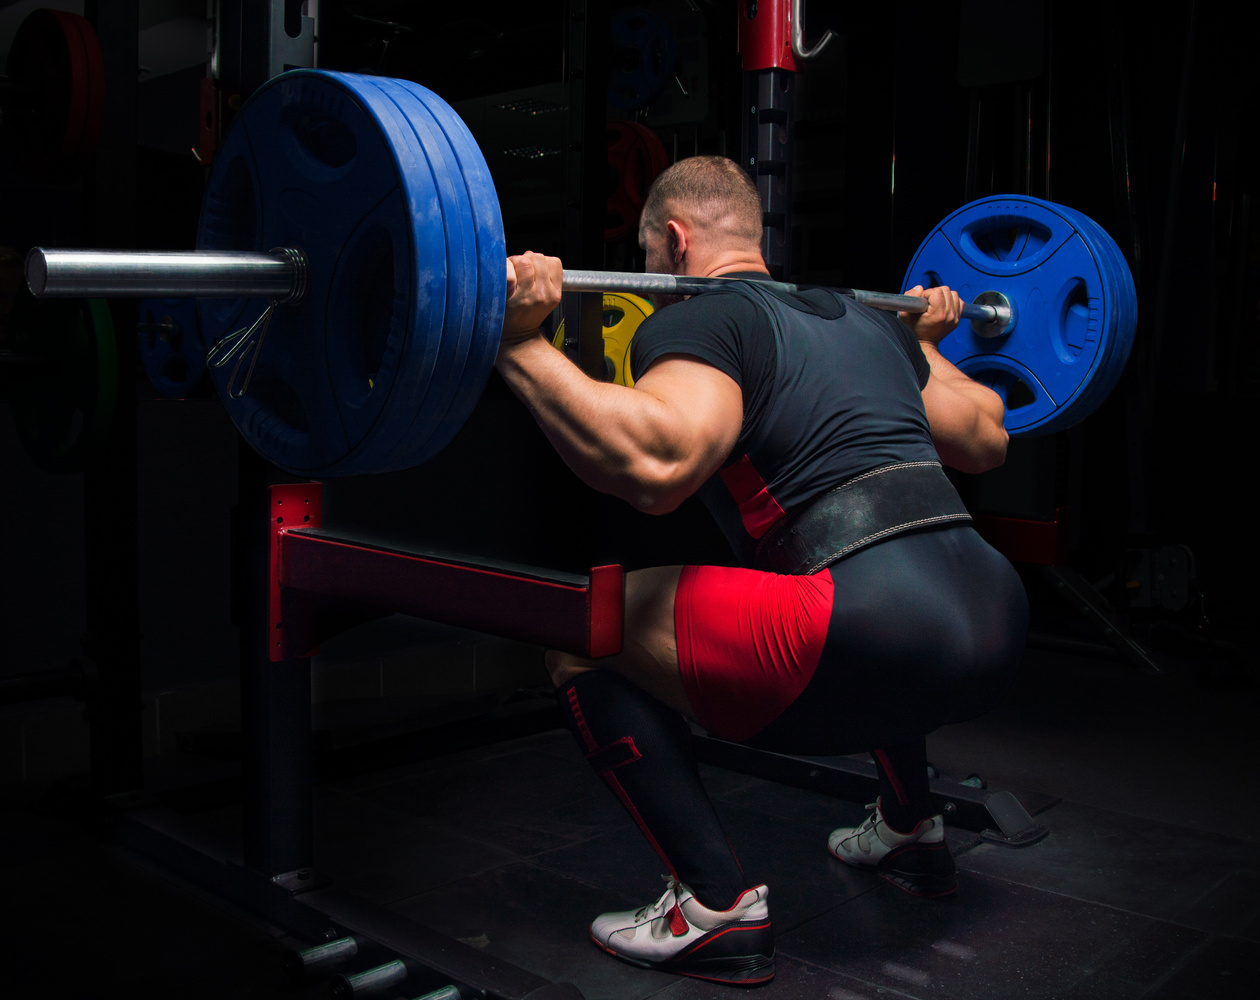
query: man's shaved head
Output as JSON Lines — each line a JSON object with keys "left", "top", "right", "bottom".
{"left": 640, "top": 156, "right": 763, "bottom": 250}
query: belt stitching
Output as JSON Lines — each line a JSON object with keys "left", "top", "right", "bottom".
{"left": 803, "top": 511, "right": 971, "bottom": 575}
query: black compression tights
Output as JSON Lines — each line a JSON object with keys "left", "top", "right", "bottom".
{"left": 557, "top": 669, "right": 750, "bottom": 911}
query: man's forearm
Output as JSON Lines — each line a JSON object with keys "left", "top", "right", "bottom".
{"left": 919, "top": 340, "right": 1009, "bottom": 472}
{"left": 919, "top": 341, "right": 1006, "bottom": 426}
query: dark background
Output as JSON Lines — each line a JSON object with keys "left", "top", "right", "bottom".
{"left": 0, "top": 0, "right": 1252, "bottom": 778}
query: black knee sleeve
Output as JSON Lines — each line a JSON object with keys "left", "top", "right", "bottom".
{"left": 873, "top": 738, "right": 935, "bottom": 833}
{"left": 557, "top": 670, "right": 749, "bottom": 910}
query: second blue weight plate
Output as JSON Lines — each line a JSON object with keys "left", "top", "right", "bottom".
{"left": 904, "top": 195, "right": 1124, "bottom": 436}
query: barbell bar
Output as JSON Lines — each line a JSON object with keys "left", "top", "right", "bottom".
{"left": 25, "top": 249, "right": 1013, "bottom": 332}
{"left": 20, "top": 68, "right": 1133, "bottom": 477}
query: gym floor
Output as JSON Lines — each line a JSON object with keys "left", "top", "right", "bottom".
{"left": 6, "top": 613, "right": 1258, "bottom": 1000}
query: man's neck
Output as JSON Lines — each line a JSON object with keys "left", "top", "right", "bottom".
{"left": 682, "top": 249, "right": 770, "bottom": 279}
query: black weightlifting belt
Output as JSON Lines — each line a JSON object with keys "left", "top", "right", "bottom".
{"left": 753, "top": 461, "right": 972, "bottom": 575}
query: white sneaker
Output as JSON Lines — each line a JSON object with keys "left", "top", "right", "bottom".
{"left": 589, "top": 877, "right": 775, "bottom": 984}
{"left": 828, "top": 799, "right": 956, "bottom": 897}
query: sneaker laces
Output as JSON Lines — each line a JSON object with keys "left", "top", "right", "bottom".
{"left": 634, "top": 875, "right": 683, "bottom": 921}
{"left": 850, "top": 802, "right": 882, "bottom": 853}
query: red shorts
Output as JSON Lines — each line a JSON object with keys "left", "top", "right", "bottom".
{"left": 674, "top": 564, "right": 835, "bottom": 742}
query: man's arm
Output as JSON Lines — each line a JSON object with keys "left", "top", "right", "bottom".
{"left": 900, "top": 285, "right": 1009, "bottom": 474}
{"left": 496, "top": 252, "right": 743, "bottom": 514}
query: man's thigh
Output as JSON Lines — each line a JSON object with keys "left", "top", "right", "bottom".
{"left": 546, "top": 565, "right": 692, "bottom": 716}
{"left": 547, "top": 563, "right": 834, "bottom": 742}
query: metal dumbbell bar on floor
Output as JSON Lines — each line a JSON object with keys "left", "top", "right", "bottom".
{"left": 25, "top": 69, "right": 1136, "bottom": 479}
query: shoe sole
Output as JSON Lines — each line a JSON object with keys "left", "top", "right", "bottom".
{"left": 590, "top": 923, "right": 776, "bottom": 985}
{"left": 829, "top": 841, "right": 958, "bottom": 899}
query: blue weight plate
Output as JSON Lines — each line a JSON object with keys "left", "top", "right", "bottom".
{"left": 608, "top": 7, "right": 677, "bottom": 111}
{"left": 361, "top": 77, "right": 493, "bottom": 471}
{"left": 329, "top": 74, "right": 476, "bottom": 476}
{"left": 384, "top": 78, "right": 505, "bottom": 468}
{"left": 197, "top": 69, "right": 449, "bottom": 477}
{"left": 139, "top": 297, "right": 204, "bottom": 397}
{"left": 904, "top": 195, "right": 1120, "bottom": 435}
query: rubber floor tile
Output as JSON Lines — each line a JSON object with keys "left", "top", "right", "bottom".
{"left": 921, "top": 648, "right": 1260, "bottom": 843}
{"left": 705, "top": 767, "right": 871, "bottom": 826}
{"left": 311, "top": 788, "right": 521, "bottom": 904}
{"left": 955, "top": 800, "right": 1254, "bottom": 929}
{"left": 392, "top": 860, "right": 678, "bottom": 1000}
{"left": 1145, "top": 935, "right": 1260, "bottom": 1000}
{"left": 322, "top": 727, "right": 579, "bottom": 795}
{"left": 775, "top": 871, "right": 1207, "bottom": 999}
{"left": 1160, "top": 870, "right": 1260, "bottom": 944}
{"left": 650, "top": 951, "right": 913, "bottom": 1000}
{"left": 1054, "top": 923, "right": 1215, "bottom": 999}
{"left": 532, "top": 823, "right": 680, "bottom": 902}
{"left": 345, "top": 745, "right": 628, "bottom": 858}
{"left": 694, "top": 758, "right": 766, "bottom": 799}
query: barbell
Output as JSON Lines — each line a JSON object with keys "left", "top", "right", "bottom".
{"left": 24, "top": 69, "right": 1136, "bottom": 477}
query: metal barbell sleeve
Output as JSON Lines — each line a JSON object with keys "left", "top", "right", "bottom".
{"left": 25, "top": 247, "right": 307, "bottom": 303}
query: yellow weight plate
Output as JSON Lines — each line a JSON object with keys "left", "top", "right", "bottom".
{"left": 549, "top": 292, "right": 653, "bottom": 386}
{"left": 601, "top": 292, "right": 652, "bottom": 387}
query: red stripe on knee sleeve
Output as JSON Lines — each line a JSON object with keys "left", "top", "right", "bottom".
{"left": 873, "top": 748, "right": 909, "bottom": 806}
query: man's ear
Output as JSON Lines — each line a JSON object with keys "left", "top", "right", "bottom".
{"left": 666, "top": 219, "right": 688, "bottom": 265}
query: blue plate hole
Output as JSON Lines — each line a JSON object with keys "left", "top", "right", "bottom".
{"left": 974, "top": 369, "right": 1036, "bottom": 410}
{"left": 251, "top": 374, "right": 309, "bottom": 435}
{"left": 1057, "top": 279, "right": 1091, "bottom": 361}
{"left": 964, "top": 217, "right": 1051, "bottom": 263}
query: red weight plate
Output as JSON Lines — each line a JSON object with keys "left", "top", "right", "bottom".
{"left": 2, "top": 9, "right": 104, "bottom": 180}
{"left": 52, "top": 11, "right": 88, "bottom": 158}
{"left": 64, "top": 13, "right": 106, "bottom": 160}
{"left": 606, "top": 120, "right": 669, "bottom": 241}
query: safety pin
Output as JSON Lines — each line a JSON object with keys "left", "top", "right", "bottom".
{"left": 207, "top": 298, "right": 278, "bottom": 399}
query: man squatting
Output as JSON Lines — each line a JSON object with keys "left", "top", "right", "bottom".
{"left": 492, "top": 156, "right": 1027, "bottom": 985}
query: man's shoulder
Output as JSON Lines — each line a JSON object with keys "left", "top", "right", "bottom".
{"left": 631, "top": 281, "right": 772, "bottom": 386}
